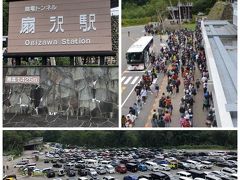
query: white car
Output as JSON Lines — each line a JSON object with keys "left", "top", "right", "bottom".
{"left": 105, "top": 165, "right": 115, "bottom": 174}
{"left": 201, "top": 161, "right": 213, "bottom": 169}
{"left": 78, "top": 177, "right": 88, "bottom": 180}
{"left": 159, "top": 164, "right": 171, "bottom": 171}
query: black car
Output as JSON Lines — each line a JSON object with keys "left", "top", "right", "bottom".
{"left": 44, "top": 159, "right": 50, "bottom": 163}
{"left": 66, "top": 169, "right": 76, "bottom": 177}
{"left": 46, "top": 169, "right": 55, "bottom": 178}
{"left": 178, "top": 162, "right": 190, "bottom": 170}
{"left": 78, "top": 169, "right": 88, "bottom": 176}
{"left": 53, "top": 163, "right": 62, "bottom": 168}
{"left": 126, "top": 163, "right": 138, "bottom": 172}
{"left": 51, "top": 159, "right": 57, "bottom": 163}
{"left": 216, "top": 161, "right": 233, "bottom": 168}
{"left": 138, "top": 174, "right": 151, "bottom": 180}
{"left": 149, "top": 172, "right": 170, "bottom": 180}
{"left": 75, "top": 163, "right": 85, "bottom": 169}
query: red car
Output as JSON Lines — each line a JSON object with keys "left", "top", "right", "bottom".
{"left": 115, "top": 164, "right": 127, "bottom": 173}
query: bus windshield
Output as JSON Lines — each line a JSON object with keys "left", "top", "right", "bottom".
{"left": 126, "top": 52, "right": 143, "bottom": 64}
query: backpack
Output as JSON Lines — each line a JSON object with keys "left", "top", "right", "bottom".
{"left": 183, "top": 120, "right": 191, "bottom": 127}
{"left": 164, "top": 115, "right": 171, "bottom": 122}
{"left": 152, "top": 113, "right": 158, "bottom": 120}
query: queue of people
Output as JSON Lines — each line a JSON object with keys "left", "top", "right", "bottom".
{"left": 122, "top": 21, "right": 216, "bottom": 128}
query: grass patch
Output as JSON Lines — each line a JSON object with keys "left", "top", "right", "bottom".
{"left": 182, "top": 22, "right": 196, "bottom": 31}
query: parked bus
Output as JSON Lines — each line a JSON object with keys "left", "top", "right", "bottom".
{"left": 126, "top": 36, "right": 154, "bottom": 71}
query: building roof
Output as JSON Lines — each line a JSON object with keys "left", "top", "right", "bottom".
{"left": 201, "top": 20, "right": 237, "bottom": 127}
{"left": 24, "top": 137, "right": 43, "bottom": 146}
{"left": 127, "top": 36, "right": 153, "bottom": 53}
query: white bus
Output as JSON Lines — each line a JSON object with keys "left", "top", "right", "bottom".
{"left": 126, "top": 36, "right": 154, "bottom": 70}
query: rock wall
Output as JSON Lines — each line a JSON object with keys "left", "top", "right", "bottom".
{"left": 3, "top": 67, "right": 118, "bottom": 118}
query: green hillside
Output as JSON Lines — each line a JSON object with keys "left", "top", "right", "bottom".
{"left": 122, "top": 0, "right": 216, "bottom": 26}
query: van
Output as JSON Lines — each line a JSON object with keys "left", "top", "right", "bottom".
{"left": 186, "top": 160, "right": 203, "bottom": 170}
{"left": 221, "top": 167, "right": 236, "bottom": 176}
{"left": 179, "top": 177, "right": 193, "bottom": 180}
{"left": 187, "top": 169, "right": 205, "bottom": 179}
{"left": 27, "top": 163, "right": 37, "bottom": 167}
{"left": 201, "top": 161, "right": 213, "bottom": 169}
{"left": 145, "top": 161, "right": 159, "bottom": 172}
{"left": 126, "top": 163, "right": 138, "bottom": 172}
{"left": 149, "top": 172, "right": 169, "bottom": 180}
{"left": 230, "top": 174, "right": 237, "bottom": 179}
{"left": 99, "top": 160, "right": 111, "bottom": 167}
{"left": 64, "top": 162, "right": 75, "bottom": 170}
{"left": 14, "top": 161, "right": 27, "bottom": 168}
{"left": 176, "top": 171, "right": 192, "bottom": 178}
{"left": 85, "top": 159, "right": 98, "bottom": 168}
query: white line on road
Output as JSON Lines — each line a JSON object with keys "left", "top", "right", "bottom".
{"left": 121, "top": 78, "right": 141, "bottom": 108}
{"left": 123, "top": 76, "right": 133, "bottom": 84}
{"left": 131, "top": 76, "right": 139, "bottom": 84}
{"left": 121, "top": 76, "right": 126, "bottom": 83}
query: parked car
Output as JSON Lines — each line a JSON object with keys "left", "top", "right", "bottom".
{"left": 138, "top": 163, "right": 147, "bottom": 171}
{"left": 159, "top": 164, "right": 171, "bottom": 171}
{"left": 103, "top": 176, "right": 115, "bottom": 180}
{"left": 126, "top": 163, "right": 138, "bottom": 172}
{"left": 58, "top": 169, "right": 65, "bottom": 176}
{"left": 78, "top": 177, "right": 88, "bottom": 180}
{"left": 220, "top": 167, "right": 236, "bottom": 176}
{"left": 87, "top": 168, "right": 98, "bottom": 177}
{"left": 66, "top": 169, "right": 76, "bottom": 177}
{"left": 187, "top": 169, "right": 205, "bottom": 179}
{"left": 44, "top": 159, "right": 50, "bottom": 163}
{"left": 78, "top": 169, "right": 88, "bottom": 176}
{"left": 96, "top": 166, "right": 107, "bottom": 175}
{"left": 123, "top": 175, "right": 138, "bottom": 180}
{"left": 178, "top": 162, "right": 191, "bottom": 170}
{"left": 53, "top": 163, "right": 62, "bottom": 168}
{"left": 116, "top": 164, "right": 127, "bottom": 173}
{"left": 105, "top": 165, "right": 115, "bottom": 174}
{"left": 46, "top": 169, "right": 55, "bottom": 178}
{"left": 149, "top": 172, "right": 170, "bottom": 180}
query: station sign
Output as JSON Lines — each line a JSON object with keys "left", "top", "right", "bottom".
{"left": 8, "top": 0, "right": 112, "bottom": 54}
{"left": 5, "top": 76, "right": 40, "bottom": 84}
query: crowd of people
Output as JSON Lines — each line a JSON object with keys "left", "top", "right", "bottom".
{"left": 122, "top": 21, "right": 216, "bottom": 128}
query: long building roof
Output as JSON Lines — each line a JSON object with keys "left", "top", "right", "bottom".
{"left": 201, "top": 20, "right": 237, "bottom": 127}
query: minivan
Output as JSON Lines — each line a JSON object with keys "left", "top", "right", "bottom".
{"left": 205, "top": 175, "right": 221, "bottom": 180}
{"left": 145, "top": 161, "right": 159, "bottom": 172}
{"left": 186, "top": 160, "right": 203, "bottom": 170}
{"left": 201, "top": 161, "right": 213, "bottom": 169}
{"left": 187, "top": 169, "right": 205, "bottom": 179}
{"left": 149, "top": 172, "right": 170, "bottom": 180}
{"left": 176, "top": 171, "right": 192, "bottom": 178}
{"left": 126, "top": 163, "right": 138, "bottom": 172}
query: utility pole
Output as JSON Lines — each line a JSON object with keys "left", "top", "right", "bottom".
{"left": 178, "top": 0, "right": 182, "bottom": 27}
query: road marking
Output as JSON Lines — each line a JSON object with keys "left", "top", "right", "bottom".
{"left": 121, "top": 78, "right": 141, "bottom": 108}
{"left": 123, "top": 76, "right": 132, "bottom": 85}
{"left": 121, "top": 76, "right": 126, "bottom": 83}
{"left": 131, "top": 76, "right": 139, "bottom": 84}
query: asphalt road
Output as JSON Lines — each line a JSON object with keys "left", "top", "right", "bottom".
{"left": 121, "top": 25, "right": 168, "bottom": 127}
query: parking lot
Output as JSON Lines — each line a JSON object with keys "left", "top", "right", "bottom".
{"left": 3, "top": 144, "right": 237, "bottom": 180}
